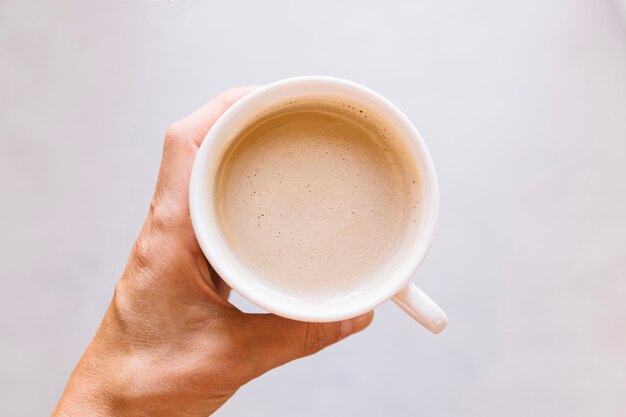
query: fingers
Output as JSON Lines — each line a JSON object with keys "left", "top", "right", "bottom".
{"left": 171, "top": 85, "right": 260, "bottom": 147}
{"left": 160, "top": 85, "right": 259, "bottom": 180}
{"left": 240, "top": 312, "right": 374, "bottom": 379}
{"left": 150, "top": 86, "right": 259, "bottom": 224}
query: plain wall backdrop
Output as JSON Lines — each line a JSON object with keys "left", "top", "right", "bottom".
{"left": 1, "top": 0, "right": 625, "bottom": 416}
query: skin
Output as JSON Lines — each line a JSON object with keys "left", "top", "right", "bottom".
{"left": 51, "top": 86, "right": 373, "bottom": 417}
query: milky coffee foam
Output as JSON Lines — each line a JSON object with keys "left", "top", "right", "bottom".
{"left": 214, "top": 98, "right": 420, "bottom": 299}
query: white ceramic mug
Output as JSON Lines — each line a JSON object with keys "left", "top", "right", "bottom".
{"left": 189, "top": 76, "right": 448, "bottom": 333}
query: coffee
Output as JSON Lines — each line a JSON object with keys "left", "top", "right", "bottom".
{"left": 214, "top": 98, "right": 420, "bottom": 299}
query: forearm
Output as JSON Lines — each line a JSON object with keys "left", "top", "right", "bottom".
{"left": 52, "top": 310, "right": 132, "bottom": 417}
{"left": 52, "top": 358, "right": 119, "bottom": 417}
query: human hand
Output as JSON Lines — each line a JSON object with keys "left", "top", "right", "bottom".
{"left": 51, "top": 87, "right": 373, "bottom": 417}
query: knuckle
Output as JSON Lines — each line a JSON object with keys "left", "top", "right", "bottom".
{"left": 130, "top": 233, "right": 156, "bottom": 271}
{"left": 303, "top": 323, "right": 340, "bottom": 356}
{"left": 164, "top": 122, "right": 182, "bottom": 143}
{"left": 149, "top": 198, "right": 165, "bottom": 228}
{"left": 218, "top": 88, "right": 240, "bottom": 106}
{"left": 112, "top": 279, "right": 127, "bottom": 306}
{"left": 130, "top": 221, "right": 168, "bottom": 274}
{"left": 110, "top": 277, "right": 142, "bottom": 329}
{"left": 148, "top": 197, "right": 178, "bottom": 232}
{"left": 112, "top": 278, "right": 132, "bottom": 315}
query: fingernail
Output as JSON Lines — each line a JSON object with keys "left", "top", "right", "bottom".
{"left": 340, "top": 312, "right": 374, "bottom": 339}
{"left": 339, "top": 320, "right": 354, "bottom": 339}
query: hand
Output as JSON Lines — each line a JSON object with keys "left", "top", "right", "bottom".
{"left": 52, "top": 87, "right": 374, "bottom": 417}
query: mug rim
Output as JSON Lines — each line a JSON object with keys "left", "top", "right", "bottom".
{"left": 189, "top": 76, "right": 439, "bottom": 322}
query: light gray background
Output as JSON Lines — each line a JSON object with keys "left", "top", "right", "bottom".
{"left": 1, "top": 1, "right": 625, "bottom": 416}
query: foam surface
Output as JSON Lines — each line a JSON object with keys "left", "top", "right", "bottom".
{"left": 215, "top": 99, "right": 420, "bottom": 299}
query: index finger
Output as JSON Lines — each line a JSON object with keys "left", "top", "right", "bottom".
{"left": 153, "top": 86, "right": 260, "bottom": 217}
{"left": 175, "top": 85, "right": 261, "bottom": 147}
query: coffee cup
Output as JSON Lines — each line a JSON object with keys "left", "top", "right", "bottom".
{"left": 189, "top": 76, "right": 447, "bottom": 333}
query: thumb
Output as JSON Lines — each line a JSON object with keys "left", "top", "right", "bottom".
{"left": 241, "top": 312, "right": 374, "bottom": 379}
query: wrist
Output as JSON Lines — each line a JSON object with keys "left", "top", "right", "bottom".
{"left": 52, "top": 332, "right": 132, "bottom": 417}
{"left": 52, "top": 363, "right": 119, "bottom": 417}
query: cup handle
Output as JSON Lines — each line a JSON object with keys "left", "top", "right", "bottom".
{"left": 392, "top": 282, "right": 448, "bottom": 333}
